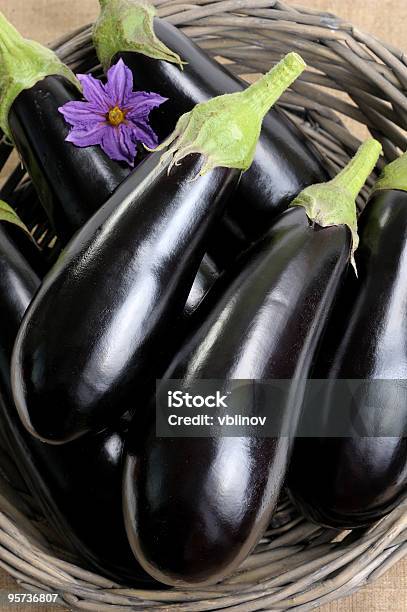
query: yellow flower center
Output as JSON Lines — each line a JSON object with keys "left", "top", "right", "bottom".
{"left": 108, "top": 105, "right": 126, "bottom": 127}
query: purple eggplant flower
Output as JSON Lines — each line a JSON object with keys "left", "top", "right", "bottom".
{"left": 58, "top": 59, "right": 167, "bottom": 166}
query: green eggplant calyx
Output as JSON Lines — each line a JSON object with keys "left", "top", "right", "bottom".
{"left": 373, "top": 151, "right": 407, "bottom": 194}
{"left": 0, "top": 199, "right": 32, "bottom": 236}
{"left": 290, "top": 138, "right": 382, "bottom": 273}
{"left": 0, "top": 11, "right": 80, "bottom": 140}
{"left": 152, "top": 52, "right": 306, "bottom": 176}
{"left": 93, "top": 0, "right": 184, "bottom": 72}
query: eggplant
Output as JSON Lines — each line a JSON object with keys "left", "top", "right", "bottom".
{"left": 288, "top": 153, "right": 407, "bottom": 529}
{"left": 0, "top": 216, "right": 40, "bottom": 490}
{"left": 122, "top": 141, "right": 380, "bottom": 587}
{"left": 12, "top": 55, "right": 304, "bottom": 444}
{"left": 0, "top": 12, "right": 129, "bottom": 242}
{"left": 0, "top": 208, "right": 153, "bottom": 584}
{"left": 0, "top": 222, "right": 40, "bottom": 364}
{"left": 93, "top": 0, "right": 328, "bottom": 266}
{"left": 12, "top": 153, "right": 237, "bottom": 444}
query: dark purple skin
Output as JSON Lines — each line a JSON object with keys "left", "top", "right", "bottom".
{"left": 288, "top": 189, "right": 407, "bottom": 529}
{"left": 116, "top": 18, "right": 328, "bottom": 266}
{"left": 0, "top": 227, "right": 40, "bottom": 363}
{"left": 123, "top": 206, "right": 351, "bottom": 588}
{"left": 0, "top": 222, "right": 154, "bottom": 585}
{"left": 8, "top": 76, "right": 130, "bottom": 243}
{"left": 12, "top": 152, "right": 239, "bottom": 443}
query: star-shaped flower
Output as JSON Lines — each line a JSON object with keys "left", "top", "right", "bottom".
{"left": 58, "top": 58, "right": 167, "bottom": 166}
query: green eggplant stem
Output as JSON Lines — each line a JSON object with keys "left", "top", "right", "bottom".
{"left": 153, "top": 52, "right": 306, "bottom": 176}
{"left": 0, "top": 11, "right": 80, "bottom": 139}
{"left": 93, "top": 0, "right": 184, "bottom": 71}
{"left": 240, "top": 52, "right": 306, "bottom": 117}
{"left": 290, "top": 138, "right": 382, "bottom": 271}
{"left": 373, "top": 151, "right": 407, "bottom": 194}
{"left": 330, "top": 139, "right": 383, "bottom": 203}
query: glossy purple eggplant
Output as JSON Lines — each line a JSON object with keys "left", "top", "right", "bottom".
{"left": 0, "top": 227, "right": 40, "bottom": 362}
{"left": 123, "top": 206, "right": 352, "bottom": 587}
{"left": 0, "top": 221, "right": 41, "bottom": 491}
{"left": 0, "top": 219, "right": 154, "bottom": 584}
{"left": 0, "top": 13, "right": 130, "bottom": 243}
{"left": 12, "top": 55, "right": 304, "bottom": 444}
{"left": 9, "top": 76, "right": 130, "bottom": 243}
{"left": 122, "top": 141, "right": 380, "bottom": 587}
{"left": 288, "top": 156, "right": 407, "bottom": 529}
{"left": 94, "top": 4, "right": 328, "bottom": 266}
{"left": 12, "top": 152, "right": 239, "bottom": 443}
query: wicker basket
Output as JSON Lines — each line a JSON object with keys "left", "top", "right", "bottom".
{"left": 1, "top": 1, "right": 407, "bottom": 610}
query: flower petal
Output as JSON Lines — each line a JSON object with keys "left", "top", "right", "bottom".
{"left": 105, "top": 59, "right": 134, "bottom": 107}
{"left": 125, "top": 91, "right": 168, "bottom": 120}
{"left": 100, "top": 126, "right": 134, "bottom": 166}
{"left": 77, "top": 73, "right": 110, "bottom": 112}
{"left": 65, "top": 123, "right": 107, "bottom": 148}
{"left": 118, "top": 124, "right": 138, "bottom": 167}
{"left": 129, "top": 119, "right": 159, "bottom": 149}
{"left": 58, "top": 100, "right": 106, "bottom": 127}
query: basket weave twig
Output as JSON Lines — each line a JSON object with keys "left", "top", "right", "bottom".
{"left": 1, "top": 1, "right": 407, "bottom": 610}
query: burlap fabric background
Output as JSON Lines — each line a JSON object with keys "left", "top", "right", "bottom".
{"left": 0, "top": 0, "right": 406, "bottom": 610}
